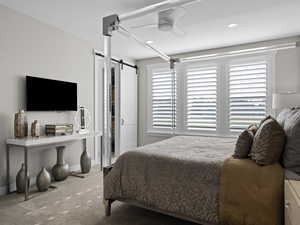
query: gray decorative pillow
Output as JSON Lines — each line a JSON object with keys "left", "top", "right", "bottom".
{"left": 233, "top": 130, "right": 254, "bottom": 159}
{"left": 258, "top": 115, "right": 272, "bottom": 127}
{"left": 250, "top": 117, "right": 286, "bottom": 166}
{"left": 282, "top": 108, "right": 300, "bottom": 174}
{"left": 276, "top": 108, "right": 293, "bottom": 127}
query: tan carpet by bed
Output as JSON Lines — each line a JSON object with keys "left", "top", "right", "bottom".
{"left": 0, "top": 166, "right": 197, "bottom": 225}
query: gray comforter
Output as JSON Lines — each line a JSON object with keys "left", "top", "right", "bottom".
{"left": 104, "top": 136, "right": 235, "bottom": 224}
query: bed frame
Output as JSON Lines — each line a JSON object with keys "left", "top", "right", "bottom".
{"left": 102, "top": 165, "right": 216, "bottom": 225}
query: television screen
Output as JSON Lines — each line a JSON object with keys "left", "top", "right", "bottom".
{"left": 26, "top": 76, "right": 77, "bottom": 111}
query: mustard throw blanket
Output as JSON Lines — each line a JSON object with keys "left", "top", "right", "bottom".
{"left": 220, "top": 157, "right": 284, "bottom": 225}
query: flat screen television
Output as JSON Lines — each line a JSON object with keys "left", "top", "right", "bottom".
{"left": 26, "top": 76, "right": 77, "bottom": 111}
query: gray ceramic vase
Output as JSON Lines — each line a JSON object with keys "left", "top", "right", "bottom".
{"left": 16, "top": 163, "right": 30, "bottom": 193}
{"left": 52, "top": 146, "right": 69, "bottom": 181}
{"left": 36, "top": 167, "right": 51, "bottom": 192}
{"left": 80, "top": 149, "right": 91, "bottom": 174}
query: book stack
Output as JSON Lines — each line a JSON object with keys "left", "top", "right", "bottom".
{"left": 45, "top": 124, "right": 73, "bottom": 136}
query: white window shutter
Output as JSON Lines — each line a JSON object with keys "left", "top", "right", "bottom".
{"left": 148, "top": 54, "right": 272, "bottom": 136}
{"left": 151, "top": 69, "right": 176, "bottom": 129}
{"left": 186, "top": 66, "right": 217, "bottom": 131}
{"left": 229, "top": 61, "right": 267, "bottom": 132}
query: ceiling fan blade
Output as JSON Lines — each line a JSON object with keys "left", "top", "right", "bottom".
{"left": 130, "top": 23, "right": 157, "bottom": 29}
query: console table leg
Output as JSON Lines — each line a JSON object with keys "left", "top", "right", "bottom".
{"left": 24, "top": 147, "right": 29, "bottom": 201}
{"left": 6, "top": 145, "right": 10, "bottom": 194}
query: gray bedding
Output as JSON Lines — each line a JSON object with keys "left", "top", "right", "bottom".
{"left": 104, "top": 136, "right": 236, "bottom": 224}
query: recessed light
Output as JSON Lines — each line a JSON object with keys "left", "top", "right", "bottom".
{"left": 146, "top": 40, "right": 153, "bottom": 44}
{"left": 228, "top": 23, "right": 238, "bottom": 28}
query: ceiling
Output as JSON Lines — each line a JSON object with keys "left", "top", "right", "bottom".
{"left": 1, "top": 0, "right": 300, "bottom": 60}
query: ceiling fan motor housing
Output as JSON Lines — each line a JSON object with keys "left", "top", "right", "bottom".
{"left": 158, "top": 9, "right": 175, "bottom": 31}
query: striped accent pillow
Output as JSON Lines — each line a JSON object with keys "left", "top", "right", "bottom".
{"left": 250, "top": 117, "right": 286, "bottom": 166}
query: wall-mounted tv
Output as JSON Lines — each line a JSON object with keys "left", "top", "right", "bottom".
{"left": 26, "top": 76, "right": 77, "bottom": 111}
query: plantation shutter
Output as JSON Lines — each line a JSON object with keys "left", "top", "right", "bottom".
{"left": 229, "top": 60, "right": 267, "bottom": 132}
{"left": 151, "top": 68, "right": 176, "bottom": 129}
{"left": 186, "top": 65, "right": 217, "bottom": 131}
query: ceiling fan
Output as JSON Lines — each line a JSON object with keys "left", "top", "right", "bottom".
{"left": 130, "top": 7, "right": 187, "bottom": 36}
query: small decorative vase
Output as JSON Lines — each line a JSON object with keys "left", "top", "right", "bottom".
{"left": 52, "top": 146, "right": 69, "bottom": 181}
{"left": 16, "top": 163, "right": 30, "bottom": 193}
{"left": 31, "top": 120, "right": 40, "bottom": 137}
{"left": 74, "top": 107, "right": 91, "bottom": 134}
{"left": 14, "top": 110, "right": 28, "bottom": 138}
{"left": 36, "top": 167, "right": 51, "bottom": 192}
{"left": 80, "top": 149, "right": 91, "bottom": 174}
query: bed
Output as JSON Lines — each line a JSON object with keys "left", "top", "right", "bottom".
{"left": 103, "top": 135, "right": 284, "bottom": 225}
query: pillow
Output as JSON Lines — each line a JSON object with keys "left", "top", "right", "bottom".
{"left": 232, "top": 129, "right": 254, "bottom": 159}
{"left": 282, "top": 108, "right": 300, "bottom": 174}
{"left": 276, "top": 108, "right": 293, "bottom": 127}
{"left": 258, "top": 115, "right": 271, "bottom": 127}
{"left": 247, "top": 124, "right": 258, "bottom": 135}
{"left": 250, "top": 117, "right": 286, "bottom": 166}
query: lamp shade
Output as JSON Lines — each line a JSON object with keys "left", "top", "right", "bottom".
{"left": 272, "top": 93, "right": 300, "bottom": 109}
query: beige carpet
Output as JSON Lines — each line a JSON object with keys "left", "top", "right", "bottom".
{"left": 0, "top": 166, "right": 197, "bottom": 225}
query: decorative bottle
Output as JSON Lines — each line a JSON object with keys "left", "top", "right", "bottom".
{"left": 52, "top": 146, "right": 69, "bottom": 181}
{"left": 31, "top": 120, "right": 40, "bottom": 137}
{"left": 14, "top": 110, "right": 28, "bottom": 138}
{"left": 80, "top": 148, "right": 91, "bottom": 174}
{"left": 36, "top": 167, "right": 51, "bottom": 192}
{"left": 16, "top": 163, "right": 30, "bottom": 193}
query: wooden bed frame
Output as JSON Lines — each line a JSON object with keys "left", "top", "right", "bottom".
{"left": 102, "top": 165, "right": 216, "bottom": 225}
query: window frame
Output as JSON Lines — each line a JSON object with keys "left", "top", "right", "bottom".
{"left": 146, "top": 52, "right": 274, "bottom": 137}
{"left": 227, "top": 55, "right": 272, "bottom": 134}
{"left": 147, "top": 63, "right": 176, "bottom": 135}
{"left": 181, "top": 60, "right": 220, "bottom": 136}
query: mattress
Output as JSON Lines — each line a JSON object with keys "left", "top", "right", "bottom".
{"left": 104, "top": 135, "right": 236, "bottom": 224}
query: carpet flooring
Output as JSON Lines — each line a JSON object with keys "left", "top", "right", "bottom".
{"left": 0, "top": 166, "right": 197, "bottom": 225}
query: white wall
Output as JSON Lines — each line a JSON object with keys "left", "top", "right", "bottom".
{"left": 137, "top": 37, "right": 300, "bottom": 146}
{"left": 0, "top": 5, "right": 96, "bottom": 192}
{"left": 275, "top": 47, "right": 300, "bottom": 93}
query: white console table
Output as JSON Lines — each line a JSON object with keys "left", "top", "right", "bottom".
{"left": 6, "top": 132, "right": 102, "bottom": 201}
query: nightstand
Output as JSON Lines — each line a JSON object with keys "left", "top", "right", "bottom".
{"left": 285, "top": 179, "right": 300, "bottom": 225}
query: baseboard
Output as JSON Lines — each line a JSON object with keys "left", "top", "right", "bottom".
{"left": 0, "top": 160, "right": 100, "bottom": 196}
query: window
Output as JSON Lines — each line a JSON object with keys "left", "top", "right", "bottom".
{"left": 186, "top": 65, "right": 217, "bottom": 131}
{"left": 229, "top": 61, "right": 268, "bottom": 132}
{"left": 150, "top": 68, "right": 176, "bottom": 130}
{"left": 148, "top": 54, "right": 272, "bottom": 136}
